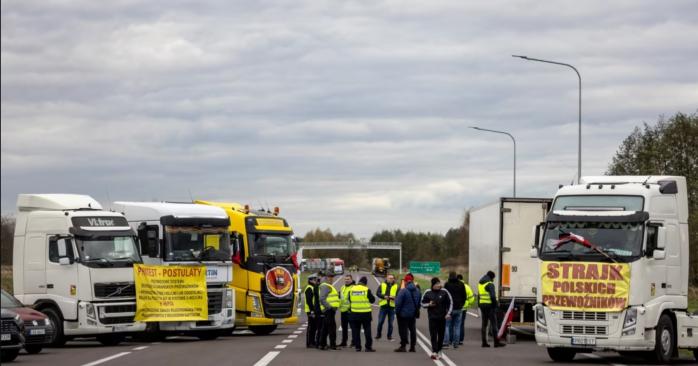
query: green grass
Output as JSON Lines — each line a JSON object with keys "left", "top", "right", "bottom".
{"left": 1, "top": 266, "right": 12, "bottom": 293}
{"left": 689, "top": 287, "right": 698, "bottom": 313}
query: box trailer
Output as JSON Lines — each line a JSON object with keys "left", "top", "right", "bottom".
{"left": 469, "top": 197, "right": 552, "bottom": 324}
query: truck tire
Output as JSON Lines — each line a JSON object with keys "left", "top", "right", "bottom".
{"left": 96, "top": 334, "right": 125, "bottom": 346}
{"left": 1, "top": 349, "right": 20, "bottom": 362}
{"left": 24, "top": 345, "right": 43, "bottom": 354}
{"left": 41, "top": 307, "right": 66, "bottom": 347}
{"left": 249, "top": 325, "right": 277, "bottom": 335}
{"left": 653, "top": 314, "right": 674, "bottom": 363}
{"left": 546, "top": 347, "right": 576, "bottom": 362}
{"left": 693, "top": 349, "right": 697, "bottom": 361}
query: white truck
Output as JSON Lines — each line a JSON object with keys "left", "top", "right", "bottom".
{"left": 12, "top": 194, "right": 146, "bottom": 346}
{"left": 533, "top": 176, "right": 698, "bottom": 362}
{"left": 114, "top": 202, "right": 234, "bottom": 339}
{"left": 469, "top": 197, "right": 552, "bottom": 326}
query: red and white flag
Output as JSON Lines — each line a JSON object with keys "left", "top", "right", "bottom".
{"left": 497, "top": 297, "right": 515, "bottom": 340}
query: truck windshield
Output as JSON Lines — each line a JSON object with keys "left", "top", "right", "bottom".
{"left": 75, "top": 236, "right": 142, "bottom": 267}
{"left": 165, "top": 226, "right": 231, "bottom": 262}
{"left": 248, "top": 233, "right": 295, "bottom": 257}
{"left": 540, "top": 221, "right": 644, "bottom": 260}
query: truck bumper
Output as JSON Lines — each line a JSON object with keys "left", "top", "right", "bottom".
{"left": 158, "top": 308, "right": 235, "bottom": 332}
{"left": 64, "top": 301, "right": 147, "bottom": 336}
{"left": 239, "top": 315, "right": 299, "bottom": 327}
{"left": 536, "top": 331, "right": 655, "bottom": 351}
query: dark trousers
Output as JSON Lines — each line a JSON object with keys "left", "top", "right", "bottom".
{"left": 319, "top": 309, "right": 337, "bottom": 347}
{"left": 479, "top": 306, "right": 498, "bottom": 344}
{"left": 428, "top": 317, "right": 446, "bottom": 353}
{"left": 376, "top": 306, "right": 395, "bottom": 338}
{"left": 350, "top": 313, "right": 373, "bottom": 350}
{"left": 340, "top": 311, "right": 351, "bottom": 345}
{"left": 397, "top": 316, "right": 416, "bottom": 348}
{"left": 459, "top": 310, "right": 467, "bottom": 343}
{"left": 306, "top": 312, "right": 318, "bottom": 347}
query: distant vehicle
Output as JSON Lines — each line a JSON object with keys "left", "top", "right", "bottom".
{"left": 469, "top": 197, "right": 552, "bottom": 326}
{"left": 1, "top": 309, "right": 24, "bottom": 362}
{"left": 304, "top": 258, "right": 326, "bottom": 272}
{"left": 328, "top": 258, "right": 345, "bottom": 275}
{"left": 372, "top": 258, "right": 390, "bottom": 276}
{"left": 1, "top": 290, "right": 53, "bottom": 355}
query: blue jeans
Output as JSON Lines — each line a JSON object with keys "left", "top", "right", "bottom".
{"left": 444, "top": 309, "right": 463, "bottom": 346}
{"left": 376, "top": 307, "right": 395, "bottom": 338}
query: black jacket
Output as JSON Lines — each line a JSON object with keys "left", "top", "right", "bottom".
{"left": 479, "top": 274, "right": 498, "bottom": 308}
{"left": 444, "top": 278, "right": 466, "bottom": 310}
{"left": 421, "top": 288, "right": 453, "bottom": 320}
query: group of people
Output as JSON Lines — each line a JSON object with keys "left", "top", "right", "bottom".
{"left": 304, "top": 269, "right": 504, "bottom": 361}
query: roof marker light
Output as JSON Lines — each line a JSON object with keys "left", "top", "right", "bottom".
{"left": 273, "top": 207, "right": 280, "bottom": 216}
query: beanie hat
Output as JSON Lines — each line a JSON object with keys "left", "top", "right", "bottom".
{"left": 359, "top": 276, "right": 368, "bottom": 285}
{"left": 487, "top": 270, "right": 495, "bottom": 279}
{"left": 431, "top": 277, "right": 440, "bottom": 287}
{"left": 404, "top": 274, "right": 414, "bottom": 282}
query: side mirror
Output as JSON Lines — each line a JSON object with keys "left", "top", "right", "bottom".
{"left": 656, "top": 227, "right": 666, "bottom": 249}
{"left": 231, "top": 234, "right": 242, "bottom": 265}
{"left": 530, "top": 247, "right": 538, "bottom": 258}
{"left": 58, "top": 257, "right": 71, "bottom": 265}
{"left": 138, "top": 223, "right": 160, "bottom": 257}
{"left": 653, "top": 249, "right": 666, "bottom": 260}
{"left": 533, "top": 222, "right": 545, "bottom": 248}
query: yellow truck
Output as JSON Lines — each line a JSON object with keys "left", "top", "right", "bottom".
{"left": 195, "top": 201, "right": 299, "bottom": 335}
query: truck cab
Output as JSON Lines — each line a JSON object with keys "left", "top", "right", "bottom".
{"left": 12, "top": 194, "right": 146, "bottom": 346}
{"left": 114, "top": 202, "right": 235, "bottom": 338}
{"left": 533, "top": 176, "right": 698, "bottom": 362}
{"left": 195, "top": 201, "right": 299, "bottom": 335}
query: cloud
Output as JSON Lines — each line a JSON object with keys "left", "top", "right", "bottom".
{"left": 2, "top": 0, "right": 697, "bottom": 236}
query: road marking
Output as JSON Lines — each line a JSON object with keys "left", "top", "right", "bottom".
{"left": 132, "top": 346, "right": 149, "bottom": 351}
{"left": 371, "top": 275, "right": 381, "bottom": 286}
{"left": 81, "top": 352, "right": 131, "bottom": 366}
{"left": 466, "top": 311, "right": 479, "bottom": 318}
{"left": 150, "top": 342, "right": 162, "bottom": 345}
{"left": 580, "top": 353, "right": 626, "bottom": 366}
{"left": 274, "top": 344, "right": 287, "bottom": 349}
{"left": 416, "top": 336, "right": 445, "bottom": 366}
{"left": 288, "top": 334, "right": 298, "bottom": 338}
{"left": 416, "top": 329, "right": 457, "bottom": 366}
{"left": 282, "top": 339, "right": 293, "bottom": 343}
{"left": 333, "top": 276, "right": 343, "bottom": 286}
{"left": 252, "top": 351, "right": 280, "bottom": 366}
{"left": 293, "top": 330, "right": 302, "bottom": 334}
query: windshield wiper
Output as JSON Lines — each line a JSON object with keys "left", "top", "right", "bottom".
{"left": 84, "top": 258, "right": 114, "bottom": 267}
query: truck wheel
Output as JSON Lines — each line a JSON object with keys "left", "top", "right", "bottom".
{"left": 1, "top": 349, "right": 20, "bottom": 362}
{"left": 96, "top": 334, "right": 125, "bottom": 346}
{"left": 249, "top": 325, "right": 277, "bottom": 335}
{"left": 693, "top": 349, "right": 697, "bottom": 361}
{"left": 546, "top": 347, "right": 576, "bottom": 362}
{"left": 24, "top": 345, "right": 43, "bottom": 354}
{"left": 653, "top": 314, "right": 674, "bottom": 363}
{"left": 42, "top": 307, "right": 66, "bottom": 347}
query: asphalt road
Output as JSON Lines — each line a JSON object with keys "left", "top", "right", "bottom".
{"left": 7, "top": 272, "right": 697, "bottom": 366}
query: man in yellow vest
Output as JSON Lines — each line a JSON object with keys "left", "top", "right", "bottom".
{"left": 338, "top": 274, "right": 355, "bottom": 348}
{"left": 375, "top": 274, "right": 398, "bottom": 340}
{"left": 349, "top": 276, "right": 376, "bottom": 352}
{"left": 457, "top": 274, "right": 474, "bottom": 345}
{"left": 478, "top": 270, "right": 505, "bottom": 348}
{"left": 318, "top": 271, "right": 341, "bottom": 350}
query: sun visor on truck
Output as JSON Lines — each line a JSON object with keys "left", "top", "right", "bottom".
{"left": 546, "top": 211, "right": 650, "bottom": 223}
{"left": 160, "top": 215, "right": 230, "bottom": 228}
{"left": 70, "top": 216, "right": 135, "bottom": 237}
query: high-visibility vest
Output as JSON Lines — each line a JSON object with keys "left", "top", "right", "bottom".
{"left": 340, "top": 284, "right": 353, "bottom": 312}
{"left": 478, "top": 281, "right": 493, "bottom": 305}
{"left": 349, "top": 284, "right": 372, "bottom": 313}
{"left": 320, "top": 283, "right": 340, "bottom": 311}
{"left": 379, "top": 282, "right": 398, "bottom": 307}
{"left": 304, "top": 284, "right": 314, "bottom": 313}
{"left": 461, "top": 280, "right": 475, "bottom": 309}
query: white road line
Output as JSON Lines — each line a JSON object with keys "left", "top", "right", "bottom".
{"left": 274, "top": 344, "right": 287, "bottom": 349}
{"left": 282, "top": 339, "right": 293, "bottom": 343}
{"left": 416, "top": 337, "right": 445, "bottom": 366}
{"left": 81, "top": 352, "right": 131, "bottom": 366}
{"left": 371, "top": 275, "right": 382, "bottom": 286}
{"left": 252, "top": 351, "right": 280, "bottom": 366}
{"left": 293, "top": 330, "right": 303, "bottom": 334}
{"left": 150, "top": 342, "right": 162, "bottom": 345}
{"left": 333, "top": 276, "right": 343, "bottom": 286}
{"left": 132, "top": 346, "right": 149, "bottom": 351}
{"left": 580, "top": 353, "right": 626, "bottom": 366}
{"left": 416, "top": 329, "right": 457, "bottom": 366}
{"left": 466, "top": 311, "right": 479, "bottom": 318}
{"left": 288, "top": 334, "right": 299, "bottom": 338}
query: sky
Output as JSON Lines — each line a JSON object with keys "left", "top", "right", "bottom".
{"left": 2, "top": 1, "right": 697, "bottom": 238}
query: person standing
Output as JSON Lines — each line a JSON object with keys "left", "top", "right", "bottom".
{"left": 338, "top": 274, "right": 355, "bottom": 347}
{"left": 349, "top": 276, "right": 376, "bottom": 352}
{"left": 305, "top": 274, "right": 319, "bottom": 348}
{"left": 479, "top": 270, "right": 505, "bottom": 348}
{"left": 394, "top": 273, "right": 421, "bottom": 353}
{"left": 443, "top": 272, "right": 466, "bottom": 349}
{"left": 421, "top": 277, "right": 453, "bottom": 360}
{"left": 457, "top": 274, "right": 475, "bottom": 345}
{"left": 318, "top": 271, "right": 340, "bottom": 350}
{"left": 375, "top": 274, "right": 398, "bottom": 340}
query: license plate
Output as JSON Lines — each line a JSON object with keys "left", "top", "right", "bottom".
{"left": 571, "top": 337, "right": 595, "bottom": 346}
{"left": 274, "top": 318, "right": 284, "bottom": 324}
{"left": 29, "top": 328, "right": 46, "bottom": 335}
{"left": 111, "top": 325, "right": 127, "bottom": 332}
{"left": 1, "top": 334, "right": 10, "bottom": 341}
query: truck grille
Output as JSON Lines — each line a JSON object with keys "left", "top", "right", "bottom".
{"left": 561, "top": 311, "right": 607, "bottom": 321}
{"left": 262, "top": 293, "right": 294, "bottom": 318}
{"left": 208, "top": 291, "right": 223, "bottom": 315}
{"left": 561, "top": 325, "right": 607, "bottom": 335}
{"left": 98, "top": 303, "right": 136, "bottom": 325}
{"left": 94, "top": 282, "right": 135, "bottom": 298}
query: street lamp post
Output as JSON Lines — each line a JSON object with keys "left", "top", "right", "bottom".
{"left": 512, "top": 55, "right": 582, "bottom": 183}
{"left": 470, "top": 126, "right": 516, "bottom": 197}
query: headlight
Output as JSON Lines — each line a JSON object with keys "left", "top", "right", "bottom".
{"left": 85, "top": 303, "right": 96, "bottom": 319}
{"left": 14, "top": 313, "right": 22, "bottom": 325}
{"left": 623, "top": 307, "right": 637, "bottom": 329}
{"left": 536, "top": 305, "right": 546, "bottom": 326}
{"left": 225, "top": 289, "right": 233, "bottom": 309}
{"left": 44, "top": 318, "right": 52, "bottom": 326}
{"left": 249, "top": 294, "right": 262, "bottom": 313}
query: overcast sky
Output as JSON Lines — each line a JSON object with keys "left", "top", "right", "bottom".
{"left": 2, "top": 1, "right": 697, "bottom": 237}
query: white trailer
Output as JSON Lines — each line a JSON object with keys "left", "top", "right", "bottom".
{"left": 12, "top": 194, "right": 146, "bottom": 346}
{"left": 469, "top": 197, "right": 552, "bottom": 324}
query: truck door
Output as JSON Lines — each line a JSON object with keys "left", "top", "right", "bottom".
{"left": 501, "top": 201, "right": 549, "bottom": 300}
{"left": 24, "top": 233, "right": 47, "bottom": 294}
{"left": 45, "top": 237, "right": 79, "bottom": 320}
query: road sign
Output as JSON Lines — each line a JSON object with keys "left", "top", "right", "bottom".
{"left": 409, "top": 261, "right": 440, "bottom": 274}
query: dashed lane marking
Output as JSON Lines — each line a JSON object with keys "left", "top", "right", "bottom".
{"left": 288, "top": 334, "right": 299, "bottom": 338}
{"left": 132, "top": 346, "right": 149, "bottom": 351}
{"left": 282, "top": 339, "right": 293, "bottom": 343}
{"left": 274, "top": 344, "right": 288, "bottom": 349}
{"left": 81, "top": 352, "right": 131, "bottom": 366}
{"left": 293, "top": 330, "right": 303, "bottom": 334}
{"left": 252, "top": 351, "right": 280, "bottom": 366}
